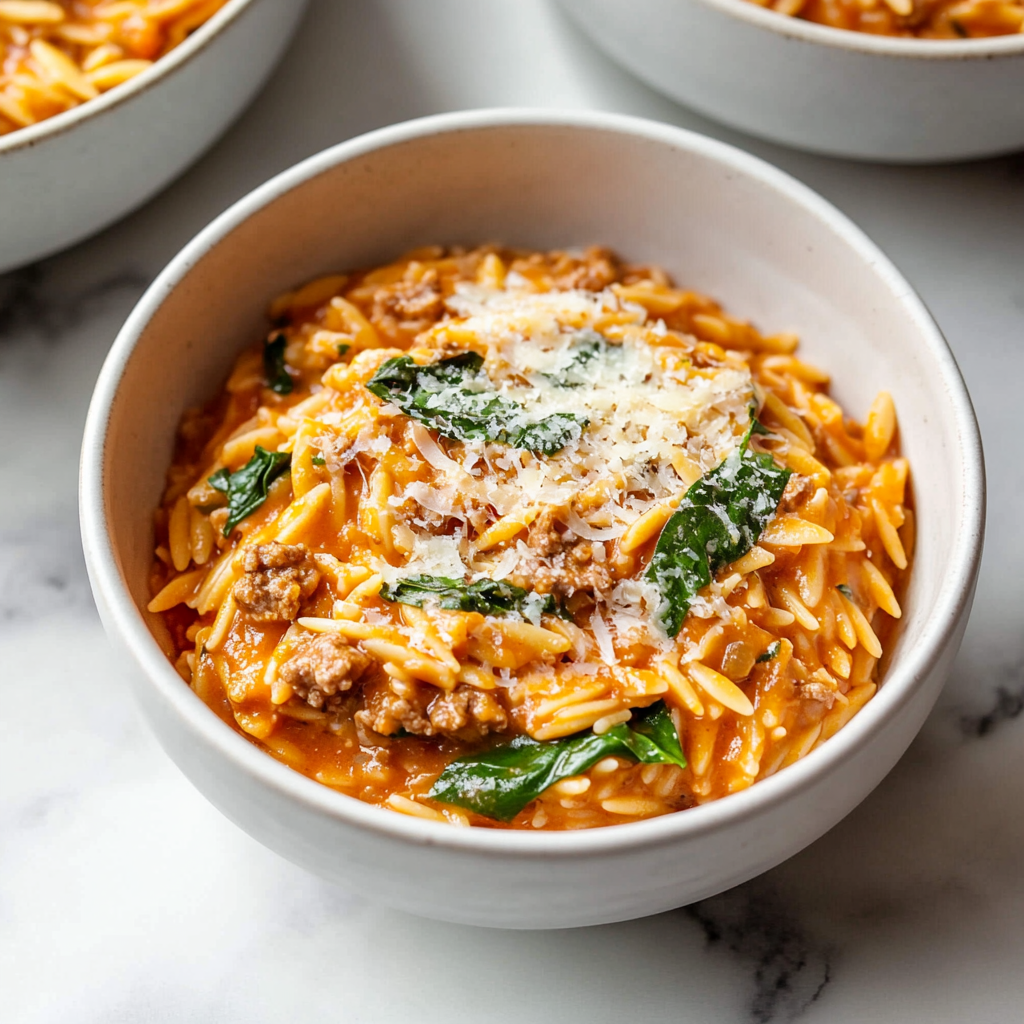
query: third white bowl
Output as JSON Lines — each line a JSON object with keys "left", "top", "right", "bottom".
{"left": 559, "top": 0, "right": 1024, "bottom": 162}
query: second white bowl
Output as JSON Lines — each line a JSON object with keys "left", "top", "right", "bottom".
{"left": 559, "top": 0, "right": 1024, "bottom": 162}
{"left": 0, "top": 0, "right": 308, "bottom": 273}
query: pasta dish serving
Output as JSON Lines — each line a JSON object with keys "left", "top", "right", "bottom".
{"left": 148, "top": 245, "right": 912, "bottom": 830}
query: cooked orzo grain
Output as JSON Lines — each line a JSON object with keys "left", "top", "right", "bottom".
{"left": 0, "top": 0, "right": 228, "bottom": 136}
{"left": 749, "top": 0, "right": 1023, "bottom": 37}
{"left": 149, "top": 245, "right": 912, "bottom": 830}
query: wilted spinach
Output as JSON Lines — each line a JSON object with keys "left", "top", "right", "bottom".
{"left": 208, "top": 445, "right": 291, "bottom": 535}
{"left": 380, "top": 574, "right": 560, "bottom": 623}
{"left": 645, "top": 423, "right": 791, "bottom": 636}
{"left": 542, "top": 329, "right": 612, "bottom": 387}
{"left": 263, "top": 333, "right": 293, "bottom": 395}
{"left": 428, "top": 701, "right": 685, "bottom": 821}
{"left": 366, "top": 352, "right": 587, "bottom": 455}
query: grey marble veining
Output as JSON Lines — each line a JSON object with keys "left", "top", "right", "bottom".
{"left": 685, "top": 893, "right": 833, "bottom": 1022}
{"left": 960, "top": 685, "right": 1024, "bottom": 739}
{"left": 0, "top": 265, "right": 148, "bottom": 343}
{"left": 2, "top": 2, "right": 1023, "bottom": 1022}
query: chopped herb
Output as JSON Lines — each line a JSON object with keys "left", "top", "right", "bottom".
{"left": 263, "top": 333, "right": 293, "bottom": 395}
{"left": 837, "top": 584, "right": 854, "bottom": 601}
{"left": 336, "top": 343, "right": 350, "bottom": 357}
{"left": 311, "top": 455, "right": 326, "bottom": 466}
{"left": 208, "top": 445, "right": 291, "bottom": 535}
{"left": 380, "top": 574, "right": 562, "bottom": 624}
{"left": 429, "top": 701, "right": 685, "bottom": 821}
{"left": 756, "top": 640, "right": 781, "bottom": 664}
{"left": 645, "top": 419, "right": 791, "bottom": 636}
{"left": 366, "top": 352, "right": 588, "bottom": 456}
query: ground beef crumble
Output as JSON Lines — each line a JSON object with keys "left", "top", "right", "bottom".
{"left": 370, "top": 268, "right": 445, "bottom": 337}
{"left": 780, "top": 472, "right": 815, "bottom": 513}
{"left": 549, "top": 247, "right": 620, "bottom": 292}
{"left": 428, "top": 685, "right": 509, "bottom": 738}
{"left": 356, "top": 690, "right": 432, "bottom": 739}
{"left": 356, "top": 682, "right": 508, "bottom": 741}
{"left": 510, "top": 510, "right": 614, "bottom": 596}
{"left": 280, "top": 633, "right": 373, "bottom": 710}
{"left": 233, "top": 542, "right": 320, "bottom": 621}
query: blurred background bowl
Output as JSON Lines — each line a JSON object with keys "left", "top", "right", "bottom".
{"left": 558, "top": 0, "right": 1024, "bottom": 162}
{"left": 0, "top": 0, "right": 309, "bottom": 274}
{"left": 81, "top": 110, "right": 984, "bottom": 929}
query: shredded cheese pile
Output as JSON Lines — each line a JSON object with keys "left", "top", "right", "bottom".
{"left": 363, "top": 281, "right": 756, "bottom": 657}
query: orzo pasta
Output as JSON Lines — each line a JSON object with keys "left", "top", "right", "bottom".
{"left": 149, "top": 245, "right": 912, "bottom": 830}
{"left": 0, "top": 0, "right": 229, "bottom": 136}
{"left": 748, "top": 0, "right": 1024, "bottom": 37}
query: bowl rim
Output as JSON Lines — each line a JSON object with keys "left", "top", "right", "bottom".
{"left": 80, "top": 107, "right": 985, "bottom": 859}
{"left": 0, "top": 0, "right": 257, "bottom": 156}
{"left": 695, "top": 0, "right": 1024, "bottom": 58}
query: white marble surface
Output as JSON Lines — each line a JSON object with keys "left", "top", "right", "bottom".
{"left": 1, "top": 2, "right": 1022, "bottom": 1021}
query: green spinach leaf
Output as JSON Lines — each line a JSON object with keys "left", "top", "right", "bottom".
{"left": 263, "top": 333, "right": 293, "bottom": 395}
{"left": 366, "top": 352, "right": 588, "bottom": 455}
{"left": 208, "top": 445, "right": 291, "bottom": 535}
{"left": 645, "top": 425, "right": 791, "bottom": 636}
{"left": 542, "top": 329, "right": 611, "bottom": 387}
{"left": 380, "top": 574, "right": 560, "bottom": 623}
{"left": 628, "top": 700, "right": 686, "bottom": 762}
{"left": 428, "top": 701, "right": 685, "bottom": 821}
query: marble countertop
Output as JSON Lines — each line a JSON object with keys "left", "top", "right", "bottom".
{"left": 2, "top": 2, "right": 1023, "bottom": 1021}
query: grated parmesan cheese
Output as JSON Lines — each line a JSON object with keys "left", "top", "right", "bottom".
{"left": 373, "top": 533, "right": 467, "bottom": 585}
{"left": 380, "top": 283, "right": 755, "bottom": 659}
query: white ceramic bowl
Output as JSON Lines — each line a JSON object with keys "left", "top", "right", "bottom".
{"left": 80, "top": 110, "right": 985, "bottom": 929}
{"left": 558, "top": 0, "right": 1024, "bottom": 162}
{"left": 0, "top": 0, "right": 308, "bottom": 274}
